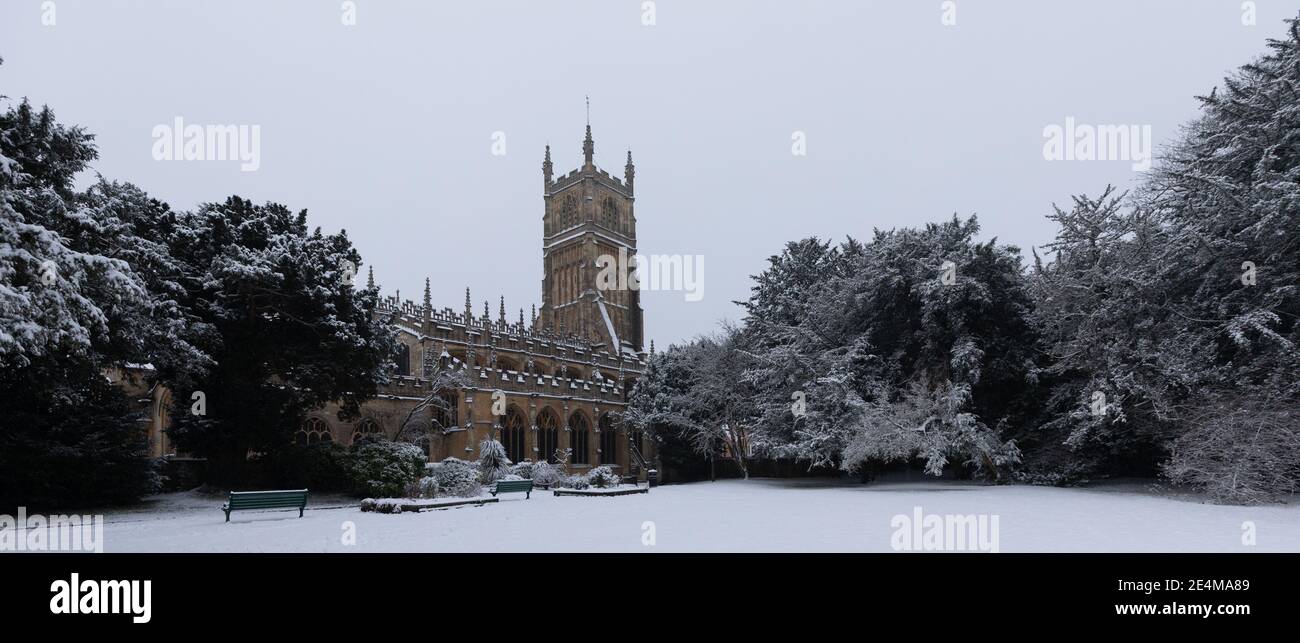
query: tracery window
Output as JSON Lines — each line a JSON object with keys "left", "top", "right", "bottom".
{"left": 296, "top": 417, "right": 333, "bottom": 446}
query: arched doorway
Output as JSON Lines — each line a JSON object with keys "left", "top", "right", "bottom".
{"left": 155, "top": 390, "right": 174, "bottom": 457}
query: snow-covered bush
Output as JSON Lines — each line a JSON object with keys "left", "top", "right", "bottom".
{"left": 430, "top": 458, "right": 482, "bottom": 497}
{"left": 529, "top": 462, "right": 563, "bottom": 487}
{"left": 348, "top": 441, "right": 427, "bottom": 498}
{"left": 510, "top": 460, "right": 536, "bottom": 479}
{"left": 269, "top": 441, "right": 353, "bottom": 493}
{"left": 477, "top": 439, "right": 512, "bottom": 484}
{"left": 415, "top": 476, "right": 439, "bottom": 498}
{"left": 587, "top": 465, "right": 621, "bottom": 488}
{"left": 360, "top": 498, "right": 405, "bottom": 514}
{"left": 555, "top": 474, "right": 590, "bottom": 490}
{"left": 1162, "top": 395, "right": 1300, "bottom": 504}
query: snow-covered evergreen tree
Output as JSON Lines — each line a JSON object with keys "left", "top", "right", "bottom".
{"left": 1137, "top": 17, "right": 1300, "bottom": 500}
{"left": 1022, "top": 15, "right": 1300, "bottom": 500}
{"left": 736, "top": 217, "right": 1033, "bottom": 478}
{"left": 164, "top": 196, "right": 397, "bottom": 484}
{"left": 0, "top": 96, "right": 165, "bottom": 508}
{"left": 0, "top": 100, "right": 151, "bottom": 369}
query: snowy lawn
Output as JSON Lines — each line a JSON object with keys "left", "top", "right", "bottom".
{"left": 84, "top": 479, "right": 1299, "bottom": 553}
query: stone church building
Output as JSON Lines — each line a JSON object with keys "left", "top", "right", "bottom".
{"left": 138, "top": 124, "right": 657, "bottom": 478}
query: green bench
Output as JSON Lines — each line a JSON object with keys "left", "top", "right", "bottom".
{"left": 490, "top": 479, "right": 533, "bottom": 499}
{"left": 222, "top": 489, "right": 309, "bottom": 522}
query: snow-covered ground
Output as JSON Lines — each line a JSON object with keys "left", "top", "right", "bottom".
{"left": 75, "top": 479, "right": 1300, "bottom": 553}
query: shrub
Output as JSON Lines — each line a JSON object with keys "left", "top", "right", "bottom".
{"left": 430, "top": 458, "right": 482, "bottom": 497}
{"left": 555, "top": 474, "right": 590, "bottom": 490}
{"left": 415, "top": 476, "right": 439, "bottom": 498}
{"left": 510, "top": 460, "right": 536, "bottom": 479}
{"left": 530, "top": 462, "right": 563, "bottom": 487}
{"left": 303, "top": 442, "right": 354, "bottom": 492}
{"left": 348, "top": 441, "right": 427, "bottom": 498}
{"left": 587, "top": 465, "right": 621, "bottom": 488}
{"left": 268, "top": 441, "right": 353, "bottom": 493}
{"left": 360, "top": 498, "right": 405, "bottom": 513}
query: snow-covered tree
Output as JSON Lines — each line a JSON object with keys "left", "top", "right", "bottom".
{"left": 626, "top": 326, "right": 761, "bottom": 478}
{"left": 165, "top": 196, "right": 397, "bottom": 484}
{"left": 736, "top": 217, "right": 1033, "bottom": 479}
{"left": 1023, "top": 15, "right": 1300, "bottom": 500}
{"left": 840, "top": 379, "right": 1020, "bottom": 478}
{"left": 0, "top": 96, "right": 165, "bottom": 508}
{"left": 0, "top": 100, "right": 151, "bottom": 369}
{"left": 1023, "top": 187, "right": 1172, "bottom": 481}
{"left": 393, "top": 359, "right": 467, "bottom": 443}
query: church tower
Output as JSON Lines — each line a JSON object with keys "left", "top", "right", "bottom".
{"left": 537, "top": 112, "right": 643, "bottom": 356}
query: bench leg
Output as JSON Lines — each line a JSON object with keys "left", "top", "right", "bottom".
{"left": 299, "top": 506, "right": 304, "bottom": 518}
{"left": 525, "top": 491, "right": 530, "bottom": 499}
{"left": 224, "top": 509, "right": 230, "bottom": 523}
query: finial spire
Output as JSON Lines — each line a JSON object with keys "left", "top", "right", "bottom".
{"left": 498, "top": 296, "right": 506, "bottom": 323}
{"left": 518, "top": 308, "right": 524, "bottom": 327}
{"left": 624, "top": 149, "right": 635, "bottom": 192}
{"left": 366, "top": 265, "right": 375, "bottom": 289}
{"left": 583, "top": 96, "right": 594, "bottom": 168}
{"left": 483, "top": 300, "right": 490, "bottom": 321}
{"left": 465, "top": 287, "right": 471, "bottom": 315}
{"left": 543, "top": 144, "right": 553, "bottom": 185}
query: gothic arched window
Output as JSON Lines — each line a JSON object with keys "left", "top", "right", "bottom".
{"left": 601, "top": 197, "right": 619, "bottom": 231}
{"left": 296, "top": 417, "right": 333, "bottom": 446}
{"left": 538, "top": 409, "right": 560, "bottom": 463}
{"left": 351, "top": 418, "right": 383, "bottom": 445}
{"left": 500, "top": 406, "right": 526, "bottom": 463}
{"left": 394, "top": 343, "right": 411, "bottom": 376}
{"left": 431, "top": 392, "right": 459, "bottom": 432}
{"left": 570, "top": 412, "right": 590, "bottom": 465}
{"left": 560, "top": 195, "right": 578, "bottom": 229}
{"left": 599, "top": 414, "right": 618, "bottom": 465}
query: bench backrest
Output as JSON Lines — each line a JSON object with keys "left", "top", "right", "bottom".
{"left": 495, "top": 480, "right": 533, "bottom": 491}
{"left": 227, "top": 489, "right": 308, "bottom": 509}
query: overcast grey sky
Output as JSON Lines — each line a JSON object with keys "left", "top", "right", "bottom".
{"left": 2, "top": 0, "right": 1293, "bottom": 347}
